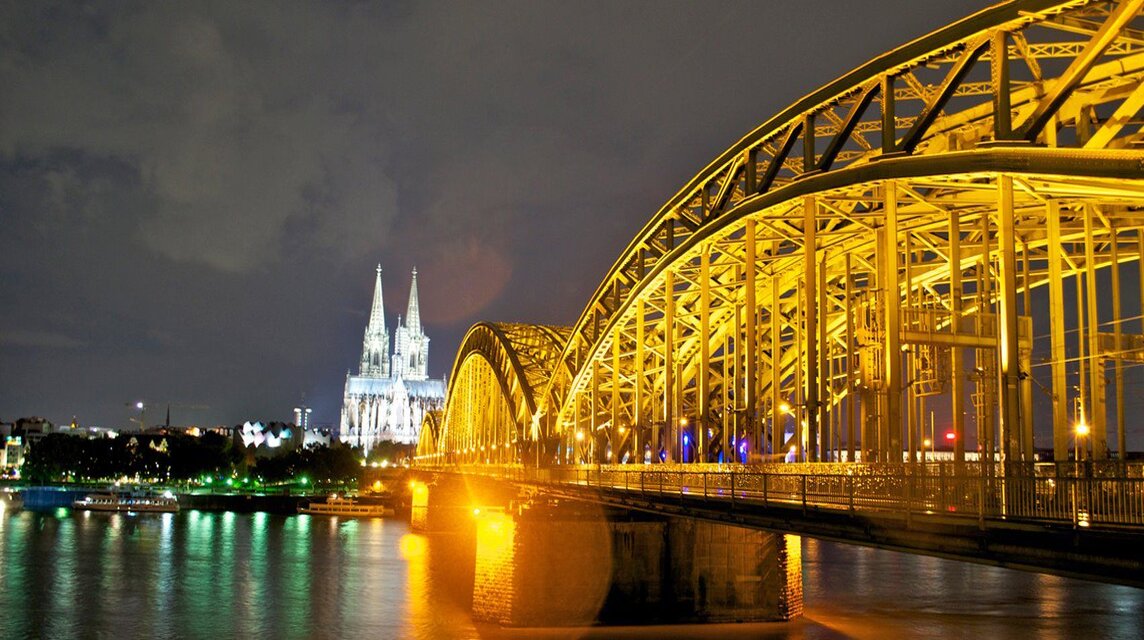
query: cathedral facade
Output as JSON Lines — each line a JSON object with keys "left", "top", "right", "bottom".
{"left": 340, "top": 266, "right": 445, "bottom": 453}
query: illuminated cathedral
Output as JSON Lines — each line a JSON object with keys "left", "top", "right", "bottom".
{"left": 339, "top": 265, "right": 445, "bottom": 452}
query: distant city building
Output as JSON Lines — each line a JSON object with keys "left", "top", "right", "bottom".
{"left": 236, "top": 420, "right": 303, "bottom": 458}
{"left": 303, "top": 425, "right": 334, "bottom": 449}
{"left": 293, "top": 405, "right": 312, "bottom": 430}
{"left": 13, "top": 416, "right": 55, "bottom": 450}
{"left": 340, "top": 265, "right": 445, "bottom": 453}
{"left": 2, "top": 435, "right": 22, "bottom": 471}
{"left": 1, "top": 422, "right": 22, "bottom": 471}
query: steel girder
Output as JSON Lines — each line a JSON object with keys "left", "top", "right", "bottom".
{"left": 423, "top": 322, "right": 570, "bottom": 464}
{"left": 430, "top": 0, "right": 1144, "bottom": 467}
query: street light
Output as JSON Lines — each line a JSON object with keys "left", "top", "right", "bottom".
{"left": 1075, "top": 421, "right": 1090, "bottom": 462}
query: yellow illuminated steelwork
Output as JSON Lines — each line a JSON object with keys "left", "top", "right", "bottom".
{"left": 418, "top": 1, "right": 1144, "bottom": 469}
{"left": 410, "top": 481, "right": 430, "bottom": 531}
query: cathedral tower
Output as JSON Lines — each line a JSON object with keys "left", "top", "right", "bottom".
{"left": 341, "top": 263, "right": 445, "bottom": 452}
{"left": 393, "top": 267, "right": 430, "bottom": 380}
{"left": 359, "top": 264, "right": 391, "bottom": 377}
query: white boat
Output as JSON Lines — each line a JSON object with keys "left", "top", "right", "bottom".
{"left": 0, "top": 491, "right": 21, "bottom": 511}
{"left": 72, "top": 491, "right": 179, "bottom": 513}
{"left": 299, "top": 495, "right": 394, "bottom": 517}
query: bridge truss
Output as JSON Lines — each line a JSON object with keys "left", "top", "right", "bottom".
{"left": 420, "top": 0, "right": 1144, "bottom": 470}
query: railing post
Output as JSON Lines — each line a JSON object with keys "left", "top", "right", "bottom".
{"left": 1071, "top": 479, "right": 1079, "bottom": 528}
{"left": 1085, "top": 475, "right": 1094, "bottom": 527}
{"left": 978, "top": 473, "right": 986, "bottom": 530}
{"left": 703, "top": 471, "right": 708, "bottom": 498}
{"left": 801, "top": 474, "right": 808, "bottom": 514}
{"left": 905, "top": 470, "right": 913, "bottom": 528}
{"left": 731, "top": 471, "right": 736, "bottom": 509}
{"left": 940, "top": 462, "right": 947, "bottom": 512}
{"left": 763, "top": 472, "right": 768, "bottom": 506}
{"left": 848, "top": 474, "right": 855, "bottom": 513}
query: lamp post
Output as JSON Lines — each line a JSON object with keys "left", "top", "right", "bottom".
{"left": 680, "top": 417, "right": 689, "bottom": 464}
{"left": 1075, "top": 422, "right": 1090, "bottom": 463}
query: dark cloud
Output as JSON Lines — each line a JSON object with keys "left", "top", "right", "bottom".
{"left": 0, "top": 0, "right": 989, "bottom": 427}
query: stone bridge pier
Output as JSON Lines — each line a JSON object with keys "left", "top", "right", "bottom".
{"left": 409, "top": 476, "right": 802, "bottom": 627}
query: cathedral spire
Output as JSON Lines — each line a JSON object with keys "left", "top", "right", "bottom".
{"left": 392, "top": 266, "right": 430, "bottom": 381}
{"left": 368, "top": 264, "right": 386, "bottom": 334}
{"left": 406, "top": 267, "right": 421, "bottom": 333}
{"left": 359, "top": 264, "right": 391, "bottom": 377}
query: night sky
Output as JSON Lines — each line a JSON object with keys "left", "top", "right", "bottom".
{"left": 1, "top": 1, "right": 989, "bottom": 429}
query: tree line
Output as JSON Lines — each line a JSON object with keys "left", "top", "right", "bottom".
{"left": 21, "top": 432, "right": 364, "bottom": 486}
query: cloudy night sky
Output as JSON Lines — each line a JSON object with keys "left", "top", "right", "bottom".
{"left": 1, "top": 1, "right": 988, "bottom": 429}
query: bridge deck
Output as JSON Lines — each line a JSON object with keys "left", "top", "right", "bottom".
{"left": 420, "top": 464, "right": 1144, "bottom": 588}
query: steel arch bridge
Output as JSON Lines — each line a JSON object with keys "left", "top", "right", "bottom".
{"left": 419, "top": 0, "right": 1144, "bottom": 470}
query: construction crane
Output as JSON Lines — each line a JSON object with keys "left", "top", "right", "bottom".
{"left": 125, "top": 401, "right": 210, "bottom": 430}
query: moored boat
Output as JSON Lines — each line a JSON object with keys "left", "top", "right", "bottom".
{"left": 299, "top": 495, "right": 394, "bottom": 517}
{"left": 0, "top": 490, "right": 21, "bottom": 511}
{"left": 72, "top": 491, "right": 179, "bottom": 513}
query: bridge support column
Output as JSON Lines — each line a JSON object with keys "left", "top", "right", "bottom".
{"left": 664, "top": 271, "right": 675, "bottom": 463}
{"left": 1047, "top": 202, "right": 1068, "bottom": 461}
{"left": 662, "top": 519, "right": 802, "bottom": 623}
{"left": 881, "top": 181, "right": 902, "bottom": 461}
{"left": 998, "top": 175, "right": 1021, "bottom": 464}
{"left": 950, "top": 207, "right": 966, "bottom": 466}
{"left": 410, "top": 476, "right": 517, "bottom": 534}
{"left": 1084, "top": 205, "right": 1108, "bottom": 460}
{"left": 804, "top": 195, "right": 819, "bottom": 462}
{"left": 471, "top": 503, "right": 802, "bottom": 626}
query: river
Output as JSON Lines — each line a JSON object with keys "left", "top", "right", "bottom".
{"left": 0, "top": 508, "right": 1140, "bottom": 639}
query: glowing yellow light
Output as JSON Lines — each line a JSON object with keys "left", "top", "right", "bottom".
{"left": 399, "top": 533, "right": 427, "bottom": 559}
{"left": 789, "top": 445, "right": 797, "bottom": 454}
{"left": 680, "top": 417, "right": 688, "bottom": 426}
{"left": 372, "top": 480, "right": 383, "bottom": 492}
{"left": 923, "top": 438, "right": 932, "bottom": 448}
{"left": 618, "top": 426, "right": 627, "bottom": 435}
{"left": 472, "top": 507, "right": 481, "bottom": 517}
{"left": 1075, "top": 423, "right": 1090, "bottom": 437}
{"left": 575, "top": 431, "right": 585, "bottom": 442}
{"left": 780, "top": 402, "right": 791, "bottom": 413}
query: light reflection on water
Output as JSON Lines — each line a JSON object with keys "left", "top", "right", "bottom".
{"left": 0, "top": 509, "right": 1139, "bottom": 639}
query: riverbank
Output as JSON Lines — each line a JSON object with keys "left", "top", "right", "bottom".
{"left": 17, "top": 485, "right": 407, "bottom": 515}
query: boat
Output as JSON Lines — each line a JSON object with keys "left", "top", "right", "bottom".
{"left": 72, "top": 491, "right": 179, "bottom": 513}
{"left": 298, "top": 495, "right": 395, "bottom": 517}
{"left": 0, "top": 490, "right": 21, "bottom": 511}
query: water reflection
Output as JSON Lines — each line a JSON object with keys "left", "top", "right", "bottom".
{"left": 0, "top": 509, "right": 1139, "bottom": 639}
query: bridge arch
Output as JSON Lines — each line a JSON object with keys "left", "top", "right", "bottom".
{"left": 439, "top": 0, "right": 1144, "bottom": 467}
{"left": 421, "top": 322, "right": 570, "bottom": 464}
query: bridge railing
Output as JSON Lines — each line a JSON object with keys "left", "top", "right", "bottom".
{"left": 432, "top": 463, "right": 1144, "bottom": 529}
